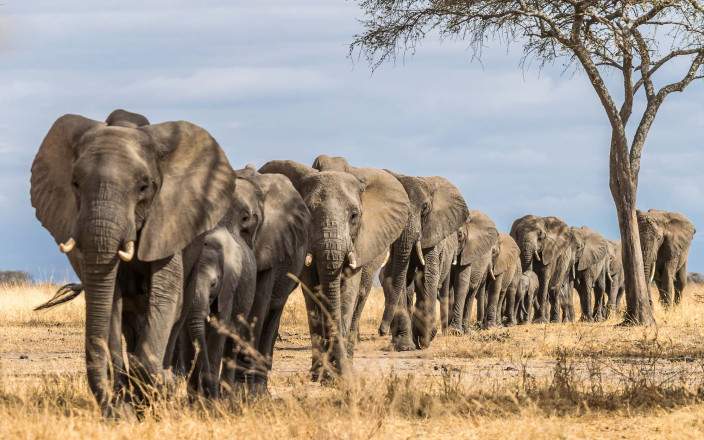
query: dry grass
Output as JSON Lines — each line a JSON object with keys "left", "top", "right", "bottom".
{"left": 2, "top": 282, "right": 704, "bottom": 439}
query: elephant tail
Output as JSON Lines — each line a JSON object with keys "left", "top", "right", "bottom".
{"left": 34, "top": 283, "right": 84, "bottom": 311}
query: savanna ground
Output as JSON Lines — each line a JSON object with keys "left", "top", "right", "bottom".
{"left": 2, "top": 282, "right": 704, "bottom": 439}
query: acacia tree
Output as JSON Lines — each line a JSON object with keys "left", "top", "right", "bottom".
{"left": 351, "top": 1, "right": 704, "bottom": 324}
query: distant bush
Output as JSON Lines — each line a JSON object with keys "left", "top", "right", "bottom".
{"left": 0, "top": 271, "right": 33, "bottom": 285}
{"left": 688, "top": 272, "right": 704, "bottom": 284}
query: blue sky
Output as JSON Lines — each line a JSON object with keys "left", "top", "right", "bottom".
{"left": 0, "top": 1, "right": 701, "bottom": 281}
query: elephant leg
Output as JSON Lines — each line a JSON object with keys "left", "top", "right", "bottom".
{"left": 438, "top": 274, "right": 451, "bottom": 335}
{"left": 535, "top": 268, "right": 551, "bottom": 324}
{"left": 578, "top": 281, "right": 594, "bottom": 322}
{"left": 449, "top": 265, "right": 471, "bottom": 334}
{"left": 483, "top": 275, "right": 503, "bottom": 329}
{"left": 231, "top": 269, "right": 273, "bottom": 393}
{"left": 299, "top": 268, "right": 324, "bottom": 381}
{"left": 658, "top": 264, "right": 675, "bottom": 307}
{"left": 476, "top": 283, "right": 486, "bottom": 325}
{"left": 135, "top": 254, "right": 184, "bottom": 388}
{"left": 504, "top": 283, "right": 517, "bottom": 326}
{"left": 348, "top": 264, "right": 375, "bottom": 355}
{"left": 593, "top": 273, "right": 607, "bottom": 321}
{"left": 254, "top": 305, "right": 286, "bottom": 395}
{"left": 674, "top": 260, "right": 688, "bottom": 305}
{"left": 108, "top": 288, "right": 127, "bottom": 401}
{"left": 605, "top": 281, "right": 618, "bottom": 319}
{"left": 549, "top": 285, "right": 561, "bottom": 323}
{"left": 390, "top": 281, "right": 415, "bottom": 351}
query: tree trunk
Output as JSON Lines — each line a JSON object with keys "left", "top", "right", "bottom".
{"left": 608, "top": 133, "right": 655, "bottom": 325}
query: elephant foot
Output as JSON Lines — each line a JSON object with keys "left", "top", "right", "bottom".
{"left": 102, "top": 401, "right": 137, "bottom": 421}
{"left": 446, "top": 325, "right": 464, "bottom": 336}
{"left": 579, "top": 316, "right": 593, "bottom": 323}
{"left": 504, "top": 320, "right": 516, "bottom": 327}
{"left": 378, "top": 322, "right": 390, "bottom": 336}
{"left": 393, "top": 337, "right": 416, "bottom": 352}
{"left": 481, "top": 322, "right": 499, "bottom": 330}
{"left": 533, "top": 316, "right": 549, "bottom": 324}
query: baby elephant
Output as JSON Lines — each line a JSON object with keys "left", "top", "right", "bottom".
{"left": 514, "top": 271, "right": 539, "bottom": 324}
{"left": 170, "top": 226, "right": 256, "bottom": 398}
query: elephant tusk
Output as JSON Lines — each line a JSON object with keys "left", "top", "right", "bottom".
{"left": 649, "top": 265, "right": 656, "bottom": 283}
{"left": 118, "top": 241, "right": 135, "bottom": 262}
{"left": 347, "top": 251, "right": 358, "bottom": 270}
{"left": 381, "top": 250, "right": 390, "bottom": 268}
{"left": 59, "top": 238, "right": 76, "bottom": 254}
{"left": 416, "top": 241, "right": 425, "bottom": 266}
{"left": 534, "top": 250, "right": 541, "bottom": 262}
{"left": 452, "top": 256, "right": 457, "bottom": 266}
{"left": 488, "top": 266, "right": 496, "bottom": 280}
{"left": 305, "top": 253, "right": 313, "bottom": 267}
{"left": 571, "top": 264, "right": 576, "bottom": 279}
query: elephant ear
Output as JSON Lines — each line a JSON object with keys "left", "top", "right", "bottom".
{"left": 312, "top": 155, "right": 351, "bottom": 172}
{"left": 666, "top": 211, "right": 696, "bottom": 255}
{"left": 137, "top": 122, "right": 236, "bottom": 262}
{"left": 30, "top": 115, "right": 103, "bottom": 247}
{"left": 459, "top": 211, "right": 498, "bottom": 266}
{"left": 348, "top": 168, "right": 410, "bottom": 266}
{"left": 577, "top": 230, "right": 608, "bottom": 271}
{"left": 540, "top": 217, "right": 568, "bottom": 264}
{"left": 420, "top": 176, "right": 469, "bottom": 248}
{"left": 495, "top": 233, "right": 520, "bottom": 275}
{"left": 250, "top": 173, "right": 310, "bottom": 271}
{"left": 259, "top": 160, "right": 317, "bottom": 194}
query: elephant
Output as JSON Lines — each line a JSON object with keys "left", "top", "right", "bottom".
{"left": 30, "top": 110, "right": 235, "bottom": 415}
{"left": 311, "top": 155, "right": 389, "bottom": 356}
{"left": 448, "top": 211, "right": 499, "bottom": 334}
{"left": 514, "top": 270, "right": 539, "bottom": 324}
{"left": 568, "top": 226, "right": 610, "bottom": 322}
{"left": 170, "top": 226, "right": 256, "bottom": 398}
{"left": 486, "top": 233, "right": 521, "bottom": 328}
{"left": 377, "top": 173, "right": 469, "bottom": 350}
{"left": 596, "top": 240, "right": 625, "bottom": 319}
{"left": 221, "top": 165, "right": 310, "bottom": 393}
{"left": 637, "top": 209, "right": 696, "bottom": 306}
{"left": 510, "top": 215, "right": 573, "bottom": 323}
{"left": 259, "top": 160, "right": 409, "bottom": 381}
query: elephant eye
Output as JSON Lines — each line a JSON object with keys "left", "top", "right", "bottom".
{"left": 350, "top": 210, "right": 360, "bottom": 224}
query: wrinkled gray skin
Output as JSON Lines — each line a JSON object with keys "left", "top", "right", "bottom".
{"left": 595, "top": 240, "right": 624, "bottom": 320}
{"left": 30, "top": 110, "right": 235, "bottom": 416}
{"left": 260, "top": 160, "right": 409, "bottom": 381}
{"left": 638, "top": 209, "right": 696, "bottom": 306}
{"left": 379, "top": 173, "right": 469, "bottom": 351}
{"left": 170, "top": 226, "right": 256, "bottom": 398}
{"left": 514, "top": 270, "right": 539, "bottom": 324}
{"left": 510, "top": 215, "right": 573, "bottom": 324}
{"left": 222, "top": 167, "right": 310, "bottom": 393}
{"left": 448, "top": 211, "right": 499, "bottom": 334}
{"left": 488, "top": 233, "right": 521, "bottom": 328}
{"left": 568, "top": 226, "right": 610, "bottom": 322}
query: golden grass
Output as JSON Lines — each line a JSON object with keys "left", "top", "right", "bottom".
{"left": 2, "top": 282, "right": 704, "bottom": 439}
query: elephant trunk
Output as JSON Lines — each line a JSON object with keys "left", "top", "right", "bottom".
{"left": 186, "top": 308, "right": 214, "bottom": 396}
{"left": 313, "top": 225, "right": 351, "bottom": 378}
{"left": 78, "top": 196, "right": 132, "bottom": 411}
{"left": 521, "top": 245, "right": 534, "bottom": 272}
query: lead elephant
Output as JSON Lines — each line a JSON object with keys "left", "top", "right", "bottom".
{"left": 637, "top": 209, "right": 696, "bottom": 306}
{"left": 569, "top": 226, "right": 609, "bottom": 322}
{"left": 448, "top": 211, "right": 499, "bottom": 334}
{"left": 259, "top": 160, "right": 409, "bottom": 381}
{"left": 510, "top": 215, "right": 573, "bottom": 323}
{"left": 31, "top": 110, "right": 235, "bottom": 415}
{"left": 378, "top": 173, "right": 469, "bottom": 350}
{"left": 223, "top": 166, "right": 310, "bottom": 393}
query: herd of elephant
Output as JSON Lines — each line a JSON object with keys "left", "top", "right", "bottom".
{"left": 29, "top": 110, "right": 696, "bottom": 416}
